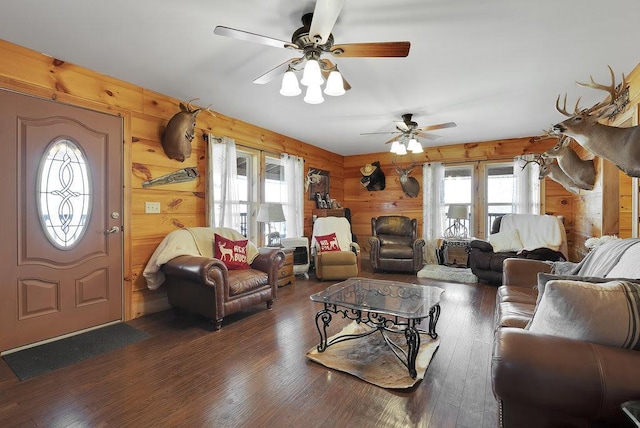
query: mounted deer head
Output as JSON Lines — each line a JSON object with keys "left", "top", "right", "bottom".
{"left": 542, "top": 135, "right": 595, "bottom": 190}
{"left": 161, "top": 98, "right": 213, "bottom": 162}
{"left": 552, "top": 66, "right": 640, "bottom": 177}
{"left": 393, "top": 160, "right": 420, "bottom": 198}
{"left": 521, "top": 154, "right": 580, "bottom": 194}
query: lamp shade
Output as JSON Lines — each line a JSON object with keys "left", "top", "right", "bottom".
{"left": 303, "top": 84, "right": 324, "bottom": 104}
{"left": 324, "top": 70, "right": 345, "bottom": 96}
{"left": 256, "top": 203, "right": 286, "bottom": 223}
{"left": 406, "top": 138, "right": 422, "bottom": 153}
{"left": 447, "top": 204, "right": 469, "bottom": 220}
{"left": 300, "top": 59, "right": 323, "bottom": 87}
{"left": 280, "top": 70, "right": 301, "bottom": 96}
{"left": 395, "top": 142, "right": 408, "bottom": 155}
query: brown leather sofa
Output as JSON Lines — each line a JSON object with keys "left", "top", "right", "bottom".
{"left": 369, "top": 215, "right": 425, "bottom": 273}
{"left": 492, "top": 258, "right": 640, "bottom": 427}
{"left": 468, "top": 215, "right": 566, "bottom": 285}
{"left": 162, "top": 247, "right": 284, "bottom": 331}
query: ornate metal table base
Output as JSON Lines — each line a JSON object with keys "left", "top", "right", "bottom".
{"left": 315, "top": 303, "right": 441, "bottom": 379}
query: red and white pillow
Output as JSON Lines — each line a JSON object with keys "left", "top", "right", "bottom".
{"left": 315, "top": 233, "right": 341, "bottom": 252}
{"left": 214, "top": 233, "right": 251, "bottom": 270}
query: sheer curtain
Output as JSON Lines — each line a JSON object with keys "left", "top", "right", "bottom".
{"left": 513, "top": 155, "right": 540, "bottom": 215}
{"left": 422, "top": 162, "right": 445, "bottom": 264}
{"left": 207, "top": 135, "right": 240, "bottom": 228}
{"left": 281, "top": 153, "right": 304, "bottom": 237}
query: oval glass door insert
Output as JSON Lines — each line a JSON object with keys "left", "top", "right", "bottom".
{"left": 37, "top": 137, "right": 91, "bottom": 249}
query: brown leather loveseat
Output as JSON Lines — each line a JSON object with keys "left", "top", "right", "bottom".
{"left": 492, "top": 239, "right": 640, "bottom": 427}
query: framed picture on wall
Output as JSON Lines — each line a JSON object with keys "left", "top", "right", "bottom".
{"left": 308, "top": 169, "right": 329, "bottom": 200}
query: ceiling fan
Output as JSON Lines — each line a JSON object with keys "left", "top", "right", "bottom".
{"left": 361, "top": 113, "right": 457, "bottom": 154}
{"left": 213, "top": 0, "right": 410, "bottom": 98}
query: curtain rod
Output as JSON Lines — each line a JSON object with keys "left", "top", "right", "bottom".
{"left": 203, "top": 133, "right": 282, "bottom": 158}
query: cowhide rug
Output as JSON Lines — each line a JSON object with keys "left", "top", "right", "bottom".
{"left": 306, "top": 322, "right": 440, "bottom": 389}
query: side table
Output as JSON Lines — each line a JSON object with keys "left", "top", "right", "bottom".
{"left": 438, "top": 238, "right": 471, "bottom": 268}
{"left": 276, "top": 247, "right": 295, "bottom": 287}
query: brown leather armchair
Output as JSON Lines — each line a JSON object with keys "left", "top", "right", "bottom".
{"left": 369, "top": 216, "right": 425, "bottom": 273}
{"left": 162, "top": 247, "right": 284, "bottom": 331}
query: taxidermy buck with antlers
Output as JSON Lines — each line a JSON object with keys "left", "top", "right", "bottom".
{"left": 537, "top": 134, "right": 595, "bottom": 190}
{"left": 161, "top": 98, "right": 213, "bottom": 162}
{"left": 552, "top": 66, "right": 640, "bottom": 177}
{"left": 521, "top": 154, "right": 581, "bottom": 194}
{"left": 393, "top": 160, "right": 420, "bottom": 198}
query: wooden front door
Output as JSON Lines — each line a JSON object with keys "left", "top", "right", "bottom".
{"left": 0, "top": 89, "right": 123, "bottom": 352}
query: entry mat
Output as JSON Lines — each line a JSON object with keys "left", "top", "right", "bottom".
{"left": 2, "top": 323, "right": 151, "bottom": 380}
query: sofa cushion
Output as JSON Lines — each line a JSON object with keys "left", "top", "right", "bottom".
{"left": 536, "top": 273, "right": 640, "bottom": 307}
{"left": 214, "top": 233, "right": 251, "bottom": 270}
{"left": 528, "top": 279, "right": 640, "bottom": 349}
{"left": 496, "top": 301, "right": 536, "bottom": 329}
{"left": 489, "top": 229, "right": 522, "bottom": 252}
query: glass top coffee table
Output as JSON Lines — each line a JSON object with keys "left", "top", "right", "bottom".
{"left": 310, "top": 277, "right": 444, "bottom": 379}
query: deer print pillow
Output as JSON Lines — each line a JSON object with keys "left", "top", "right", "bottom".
{"left": 214, "top": 233, "right": 251, "bottom": 270}
{"left": 315, "top": 233, "right": 342, "bottom": 252}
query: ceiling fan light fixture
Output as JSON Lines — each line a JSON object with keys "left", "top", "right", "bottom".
{"left": 303, "top": 84, "right": 324, "bottom": 104}
{"left": 300, "top": 59, "right": 323, "bottom": 87}
{"left": 395, "top": 142, "right": 408, "bottom": 155}
{"left": 390, "top": 140, "right": 401, "bottom": 154}
{"left": 407, "top": 138, "right": 422, "bottom": 153}
{"left": 324, "top": 70, "right": 345, "bottom": 96}
{"left": 279, "top": 69, "right": 302, "bottom": 96}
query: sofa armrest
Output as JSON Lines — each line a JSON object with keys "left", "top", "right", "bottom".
{"left": 493, "top": 328, "right": 640, "bottom": 424}
{"left": 162, "top": 255, "right": 227, "bottom": 288}
{"left": 469, "top": 239, "right": 493, "bottom": 252}
{"left": 502, "top": 258, "right": 553, "bottom": 287}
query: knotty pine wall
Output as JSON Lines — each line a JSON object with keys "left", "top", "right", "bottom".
{"left": 0, "top": 39, "right": 342, "bottom": 319}
{"left": 1, "top": 38, "right": 637, "bottom": 319}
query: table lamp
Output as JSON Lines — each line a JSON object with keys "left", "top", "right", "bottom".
{"left": 256, "top": 202, "right": 286, "bottom": 246}
{"left": 444, "top": 204, "right": 469, "bottom": 239}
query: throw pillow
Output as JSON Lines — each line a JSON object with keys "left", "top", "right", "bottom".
{"left": 315, "top": 233, "right": 341, "bottom": 252}
{"left": 528, "top": 279, "right": 640, "bottom": 350}
{"left": 489, "top": 229, "right": 522, "bottom": 252}
{"left": 535, "top": 273, "right": 640, "bottom": 308}
{"left": 214, "top": 233, "right": 251, "bottom": 270}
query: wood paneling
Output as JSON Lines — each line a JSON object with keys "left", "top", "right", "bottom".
{"left": 1, "top": 38, "right": 638, "bottom": 319}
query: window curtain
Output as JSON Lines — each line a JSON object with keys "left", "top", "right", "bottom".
{"left": 422, "top": 162, "right": 445, "bottom": 264}
{"left": 207, "top": 135, "right": 240, "bottom": 228}
{"left": 281, "top": 153, "right": 304, "bottom": 237}
{"left": 513, "top": 155, "right": 540, "bottom": 215}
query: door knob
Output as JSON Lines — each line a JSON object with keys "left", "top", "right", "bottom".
{"left": 105, "top": 226, "right": 120, "bottom": 234}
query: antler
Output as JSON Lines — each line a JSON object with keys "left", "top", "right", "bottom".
{"left": 576, "top": 65, "right": 627, "bottom": 114}
{"left": 555, "top": 94, "right": 583, "bottom": 117}
{"left": 530, "top": 127, "right": 560, "bottom": 142}
{"left": 520, "top": 154, "right": 546, "bottom": 171}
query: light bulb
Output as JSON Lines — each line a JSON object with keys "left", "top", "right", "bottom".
{"left": 300, "top": 59, "right": 324, "bottom": 87}
{"left": 279, "top": 70, "right": 301, "bottom": 96}
{"left": 324, "top": 70, "right": 345, "bottom": 96}
{"left": 303, "top": 84, "right": 324, "bottom": 104}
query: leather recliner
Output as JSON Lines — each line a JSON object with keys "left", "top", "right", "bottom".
{"left": 369, "top": 216, "right": 425, "bottom": 273}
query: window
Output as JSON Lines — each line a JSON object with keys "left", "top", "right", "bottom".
{"left": 441, "top": 161, "right": 516, "bottom": 238}
{"left": 264, "top": 156, "right": 287, "bottom": 243}
{"left": 485, "top": 163, "right": 515, "bottom": 235}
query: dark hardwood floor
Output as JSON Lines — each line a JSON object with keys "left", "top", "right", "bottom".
{"left": 0, "top": 264, "right": 499, "bottom": 428}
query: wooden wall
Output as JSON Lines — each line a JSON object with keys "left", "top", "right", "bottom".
{"left": 344, "top": 138, "right": 574, "bottom": 256}
{"left": 0, "top": 39, "right": 342, "bottom": 320}
{"left": 1, "top": 38, "right": 637, "bottom": 320}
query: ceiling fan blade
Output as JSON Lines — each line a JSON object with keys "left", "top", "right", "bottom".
{"left": 360, "top": 131, "right": 400, "bottom": 136}
{"left": 330, "top": 41, "right": 410, "bottom": 58}
{"left": 214, "top": 26, "right": 296, "bottom": 50}
{"left": 253, "top": 58, "right": 302, "bottom": 85}
{"left": 385, "top": 135, "right": 403, "bottom": 144}
{"left": 394, "top": 120, "right": 410, "bottom": 132}
{"left": 319, "top": 59, "right": 351, "bottom": 91}
{"left": 416, "top": 131, "right": 442, "bottom": 141}
{"left": 309, "top": 0, "right": 344, "bottom": 44}
{"left": 419, "top": 121, "right": 457, "bottom": 131}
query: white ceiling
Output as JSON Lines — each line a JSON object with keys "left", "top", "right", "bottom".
{"left": 1, "top": 0, "right": 639, "bottom": 156}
